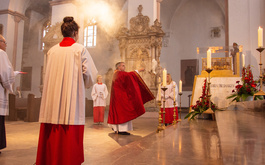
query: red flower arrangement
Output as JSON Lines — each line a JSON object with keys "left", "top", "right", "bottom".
{"left": 185, "top": 78, "right": 217, "bottom": 120}
{"left": 227, "top": 65, "right": 258, "bottom": 102}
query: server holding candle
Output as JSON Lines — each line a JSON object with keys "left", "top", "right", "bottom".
{"left": 157, "top": 73, "right": 178, "bottom": 125}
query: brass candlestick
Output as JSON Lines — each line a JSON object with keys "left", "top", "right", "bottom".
{"left": 177, "top": 92, "right": 182, "bottom": 122}
{"left": 172, "top": 100, "right": 177, "bottom": 124}
{"left": 157, "top": 87, "right": 168, "bottom": 133}
{"left": 204, "top": 68, "right": 214, "bottom": 117}
{"left": 161, "top": 87, "right": 167, "bottom": 125}
{"left": 156, "top": 100, "right": 165, "bottom": 133}
{"left": 254, "top": 47, "right": 265, "bottom": 98}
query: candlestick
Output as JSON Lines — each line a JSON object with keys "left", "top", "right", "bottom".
{"left": 258, "top": 26, "right": 263, "bottom": 47}
{"left": 156, "top": 100, "right": 165, "bottom": 133}
{"left": 157, "top": 87, "right": 168, "bottom": 133}
{"left": 254, "top": 47, "right": 265, "bottom": 98}
{"left": 177, "top": 92, "right": 182, "bottom": 122}
{"left": 179, "top": 80, "right": 182, "bottom": 93}
{"left": 161, "top": 87, "right": 167, "bottom": 126}
{"left": 158, "top": 77, "right": 161, "bottom": 101}
{"left": 207, "top": 49, "right": 211, "bottom": 69}
{"left": 203, "top": 68, "right": 215, "bottom": 120}
{"left": 242, "top": 54, "right": 245, "bottom": 68}
{"left": 173, "top": 84, "right": 176, "bottom": 102}
{"left": 163, "top": 68, "right": 167, "bottom": 87}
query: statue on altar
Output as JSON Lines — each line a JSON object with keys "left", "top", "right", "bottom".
{"left": 230, "top": 42, "right": 239, "bottom": 74}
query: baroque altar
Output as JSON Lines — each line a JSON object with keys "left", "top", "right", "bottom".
{"left": 116, "top": 5, "right": 165, "bottom": 110}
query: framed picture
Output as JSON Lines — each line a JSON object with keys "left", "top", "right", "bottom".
{"left": 181, "top": 59, "right": 199, "bottom": 91}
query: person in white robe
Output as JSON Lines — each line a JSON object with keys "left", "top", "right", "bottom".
{"left": 0, "top": 34, "right": 16, "bottom": 153}
{"left": 157, "top": 73, "right": 178, "bottom": 125}
{"left": 91, "top": 75, "right": 108, "bottom": 124}
{"left": 36, "top": 17, "right": 98, "bottom": 165}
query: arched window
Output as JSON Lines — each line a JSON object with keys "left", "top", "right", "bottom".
{"left": 84, "top": 19, "right": 97, "bottom": 47}
{"left": 0, "top": 24, "right": 3, "bottom": 35}
{"left": 41, "top": 21, "right": 50, "bottom": 50}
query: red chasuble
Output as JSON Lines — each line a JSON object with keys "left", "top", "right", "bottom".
{"left": 108, "top": 71, "right": 155, "bottom": 124}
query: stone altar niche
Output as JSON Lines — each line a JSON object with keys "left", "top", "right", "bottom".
{"left": 116, "top": 5, "right": 165, "bottom": 111}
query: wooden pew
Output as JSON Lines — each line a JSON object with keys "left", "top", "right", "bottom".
{"left": 24, "top": 94, "right": 41, "bottom": 122}
{"left": 85, "top": 98, "right": 93, "bottom": 117}
{"left": 8, "top": 93, "right": 27, "bottom": 121}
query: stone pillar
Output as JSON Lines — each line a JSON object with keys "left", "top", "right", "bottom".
{"left": 12, "top": 15, "right": 22, "bottom": 70}
{"left": 156, "top": 0, "right": 163, "bottom": 22}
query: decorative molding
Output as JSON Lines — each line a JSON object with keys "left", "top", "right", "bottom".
{"left": 49, "top": 0, "right": 76, "bottom": 6}
{"left": 129, "top": 5, "right": 150, "bottom": 35}
{"left": 0, "top": 9, "right": 27, "bottom": 21}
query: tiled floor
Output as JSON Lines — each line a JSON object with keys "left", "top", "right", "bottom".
{"left": 0, "top": 108, "right": 264, "bottom": 165}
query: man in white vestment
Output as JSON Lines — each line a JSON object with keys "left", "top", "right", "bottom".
{"left": 0, "top": 35, "right": 15, "bottom": 153}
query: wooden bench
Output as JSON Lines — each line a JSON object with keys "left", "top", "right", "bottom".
{"left": 85, "top": 98, "right": 93, "bottom": 117}
{"left": 8, "top": 94, "right": 27, "bottom": 121}
{"left": 9, "top": 95, "right": 92, "bottom": 121}
{"left": 8, "top": 93, "right": 41, "bottom": 122}
{"left": 25, "top": 93, "right": 41, "bottom": 122}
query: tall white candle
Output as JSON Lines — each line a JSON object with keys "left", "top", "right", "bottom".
{"left": 258, "top": 26, "right": 263, "bottom": 47}
{"left": 207, "top": 49, "right": 211, "bottom": 69}
{"left": 242, "top": 54, "right": 245, "bottom": 68}
{"left": 179, "top": 80, "right": 182, "bottom": 93}
{"left": 158, "top": 77, "right": 161, "bottom": 101}
{"left": 163, "top": 68, "right": 167, "bottom": 87}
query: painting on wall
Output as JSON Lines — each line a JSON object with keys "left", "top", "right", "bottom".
{"left": 21, "top": 67, "right": 32, "bottom": 91}
{"left": 181, "top": 59, "right": 199, "bottom": 91}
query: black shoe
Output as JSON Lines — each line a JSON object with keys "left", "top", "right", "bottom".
{"left": 118, "top": 131, "right": 130, "bottom": 135}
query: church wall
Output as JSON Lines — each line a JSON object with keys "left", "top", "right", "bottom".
{"left": 0, "top": 0, "right": 10, "bottom": 10}
{"left": 229, "top": 0, "right": 265, "bottom": 78}
{"left": 51, "top": 3, "right": 78, "bottom": 25}
{"left": 8, "top": 0, "right": 31, "bottom": 14}
{"left": 160, "top": 0, "right": 225, "bottom": 108}
{"left": 21, "top": 11, "right": 46, "bottom": 98}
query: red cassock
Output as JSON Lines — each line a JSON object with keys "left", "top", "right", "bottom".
{"left": 108, "top": 71, "right": 155, "bottom": 124}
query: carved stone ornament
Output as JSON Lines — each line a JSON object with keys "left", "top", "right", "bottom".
{"left": 129, "top": 5, "right": 150, "bottom": 35}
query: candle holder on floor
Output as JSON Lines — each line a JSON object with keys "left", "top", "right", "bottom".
{"left": 254, "top": 47, "right": 265, "bottom": 98}
{"left": 157, "top": 87, "right": 168, "bottom": 132}
{"left": 177, "top": 92, "right": 182, "bottom": 122}
{"left": 203, "top": 68, "right": 215, "bottom": 120}
{"left": 172, "top": 100, "right": 177, "bottom": 125}
{"left": 156, "top": 100, "right": 164, "bottom": 133}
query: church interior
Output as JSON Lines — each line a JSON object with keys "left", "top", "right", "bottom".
{"left": 0, "top": 0, "right": 265, "bottom": 164}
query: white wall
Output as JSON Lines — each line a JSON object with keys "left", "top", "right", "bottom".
{"left": 161, "top": 0, "right": 225, "bottom": 107}
{"left": 229, "top": 0, "right": 265, "bottom": 78}
{"left": 51, "top": 3, "right": 78, "bottom": 25}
